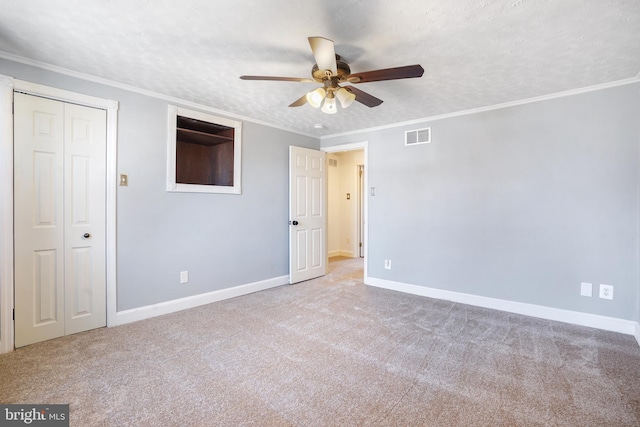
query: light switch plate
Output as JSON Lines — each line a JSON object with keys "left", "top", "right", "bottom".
{"left": 580, "top": 282, "right": 592, "bottom": 297}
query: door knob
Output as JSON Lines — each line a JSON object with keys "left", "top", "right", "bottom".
{"left": 83, "top": 233, "right": 91, "bottom": 238}
{"left": 292, "top": 221, "right": 299, "bottom": 226}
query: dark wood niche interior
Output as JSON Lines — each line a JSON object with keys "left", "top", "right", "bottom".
{"left": 176, "top": 116, "right": 234, "bottom": 186}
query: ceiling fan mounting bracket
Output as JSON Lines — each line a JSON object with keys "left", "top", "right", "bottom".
{"left": 311, "top": 55, "right": 351, "bottom": 82}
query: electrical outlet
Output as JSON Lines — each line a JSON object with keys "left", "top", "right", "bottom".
{"left": 180, "top": 271, "right": 189, "bottom": 284}
{"left": 599, "top": 284, "right": 613, "bottom": 300}
{"left": 384, "top": 259, "right": 391, "bottom": 270}
{"left": 580, "top": 282, "right": 592, "bottom": 297}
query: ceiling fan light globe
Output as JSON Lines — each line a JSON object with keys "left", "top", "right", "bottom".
{"left": 336, "top": 88, "right": 356, "bottom": 109}
{"left": 321, "top": 97, "right": 337, "bottom": 114}
{"left": 306, "top": 88, "right": 326, "bottom": 108}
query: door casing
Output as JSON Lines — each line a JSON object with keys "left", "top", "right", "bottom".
{"left": 13, "top": 93, "right": 107, "bottom": 347}
{"left": 358, "top": 164, "right": 365, "bottom": 258}
{"left": 321, "top": 141, "right": 369, "bottom": 280}
{"left": 0, "top": 76, "right": 118, "bottom": 353}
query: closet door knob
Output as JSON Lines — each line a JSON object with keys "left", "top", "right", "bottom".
{"left": 83, "top": 233, "right": 91, "bottom": 238}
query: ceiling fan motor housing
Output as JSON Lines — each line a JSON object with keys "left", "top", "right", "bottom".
{"left": 312, "top": 55, "right": 351, "bottom": 83}
{"left": 240, "top": 37, "right": 424, "bottom": 109}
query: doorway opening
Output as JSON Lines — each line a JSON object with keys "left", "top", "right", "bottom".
{"left": 357, "top": 164, "right": 365, "bottom": 258}
{"left": 323, "top": 142, "right": 368, "bottom": 281}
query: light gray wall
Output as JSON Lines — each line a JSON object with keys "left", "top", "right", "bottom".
{"left": 323, "top": 83, "right": 640, "bottom": 321}
{"left": 0, "top": 58, "right": 319, "bottom": 311}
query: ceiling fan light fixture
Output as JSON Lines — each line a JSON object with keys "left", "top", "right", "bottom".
{"left": 321, "top": 96, "right": 337, "bottom": 114}
{"left": 240, "top": 36, "right": 424, "bottom": 112}
{"left": 306, "top": 87, "right": 326, "bottom": 108}
{"left": 336, "top": 87, "right": 356, "bottom": 109}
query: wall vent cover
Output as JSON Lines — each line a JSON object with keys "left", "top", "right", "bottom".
{"left": 328, "top": 158, "right": 338, "bottom": 167}
{"left": 405, "top": 127, "right": 431, "bottom": 146}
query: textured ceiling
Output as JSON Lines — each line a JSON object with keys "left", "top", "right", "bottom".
{"left": 0, "top": 0, "right": 639, "bottom": 137}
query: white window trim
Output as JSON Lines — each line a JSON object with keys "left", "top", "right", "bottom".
{"left": 166, "top": 105, "right": 242, "bottom": 194}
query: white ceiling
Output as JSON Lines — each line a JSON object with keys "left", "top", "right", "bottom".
{"left": 1, "top": 0, "right": 639, "bottom": 137}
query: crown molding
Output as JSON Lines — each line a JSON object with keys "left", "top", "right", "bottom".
{"left": 322, "top": 76, "right": 640, "bottom": 140}
{"left": 0, "top": 50, "right": 317, "bottom": 139}
{"left": 2, "top": 50, "right": 637, "bottom": 143}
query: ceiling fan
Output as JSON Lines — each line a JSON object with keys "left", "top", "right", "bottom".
{"left": 240, "top": 37, "right": 424, "bottom": 114}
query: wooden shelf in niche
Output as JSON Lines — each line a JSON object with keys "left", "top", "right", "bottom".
{"left": 176, "top": 116, "right": 235, "bottom": 186}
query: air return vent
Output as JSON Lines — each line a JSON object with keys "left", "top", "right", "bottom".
{"left": 405, "top": 127, "right": 431, "bottom": 146}
{"left": 328, "top": 158, "right": 338, "bottom": 167}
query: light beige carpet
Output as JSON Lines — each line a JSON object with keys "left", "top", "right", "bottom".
{"left": 1, "top": 257, "right": 639, "bottom": 426}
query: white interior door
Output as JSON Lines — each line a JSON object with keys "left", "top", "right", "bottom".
{"left": 358, "top": 164, "right": 365, "bottom": 258}
{"left": 289, "top": 146, "right": 326, "bottom": 284}
{"left": 14, "top": 92, "right": 106, "bottom": 347}
{"left": 63, "top": 102, "right": 107, "bottom": 335}
{"left": 14, "top": 94, "right": 65, "bottom": 346}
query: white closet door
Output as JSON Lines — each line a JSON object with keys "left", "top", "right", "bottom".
{"left": 63, "top": 102, "right": 106, "bottom": 335}
{"left": 14, "top": 93, "right": 106, "bottom": 347}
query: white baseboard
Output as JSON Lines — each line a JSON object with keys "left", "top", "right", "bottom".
{"left": 366, "top": 277, "right": 639, "bottom": 338}
{"left": 115, "top": 275, "right": 289, "bottom": 326}
{"left": 329, "top": 250, "right": 354, "bottom": 258}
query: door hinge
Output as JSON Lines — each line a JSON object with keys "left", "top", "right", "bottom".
{"left": 359, "top": 243, "right": 363, "bottom": 247}
{"left": 13, "top": 308, "right": 15, "bottom": 321}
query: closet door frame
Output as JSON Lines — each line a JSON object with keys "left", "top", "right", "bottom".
{"left": 0, "top": 76, "right": 119, "bottom": 353}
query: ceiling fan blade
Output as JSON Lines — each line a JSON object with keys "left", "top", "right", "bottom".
{"left": 343, "top": 86, "right": 383, "bottom": 108}
{"left": 240, "top": 75, "right": 314, "bottom": 83}
{"left": 308, "top": 37, "right": 337, "bottom": 76}
{"left": 289, "top": 94, "right": 308, "bottom": 107}
{"left": 347, "top": 64, "right": 424, "bottom": 83}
